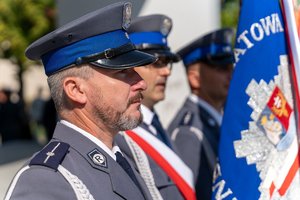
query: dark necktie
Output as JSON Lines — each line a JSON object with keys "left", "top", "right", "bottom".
{"left": 151, "top": 113, "right": 173, "bottom": 149}
{"left": 115, "top": 152, "right": 143, "bottom": 194}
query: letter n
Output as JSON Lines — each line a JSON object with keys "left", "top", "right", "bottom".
{"left": 212, "top": 180, "right": 233, "bottom": 200}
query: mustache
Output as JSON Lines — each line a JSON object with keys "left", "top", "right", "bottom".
{"left": 156, "top": 78, "right": 166, "bottom": 85}
{"left": 128, "top": 92, "right": 143, "bottom": 106}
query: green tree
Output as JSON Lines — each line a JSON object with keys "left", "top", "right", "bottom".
{"left": 0, "top": 0, "right": 56, "bottom": 101}
{"left": 221, "top": 0, "right": 240, "bottom": 46}
{"left": 221, "top": 0, "right": 240, "bottom": 28}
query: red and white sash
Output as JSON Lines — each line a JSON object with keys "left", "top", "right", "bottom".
{"left": 125, "top": 127, "right": 196, "bottom": 200}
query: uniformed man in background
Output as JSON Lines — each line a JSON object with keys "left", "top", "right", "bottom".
{"left": 115, "top": 14, "right": 195, "bottom": 200}
{"left": 168, "top": 28, "right": 235, "bottom": 200}
{"left": 5, "top": 2, "right": 157, "bottom": 200}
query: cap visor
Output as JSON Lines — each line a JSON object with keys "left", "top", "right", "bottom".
{"left": 204, "top": 54, "right": 235, "bottom": 66}
{"left": 145, "top": 49, "right": 180, "bottom": 63}
{"left": 91, "top": 50, "right": 157, "bottom": 69}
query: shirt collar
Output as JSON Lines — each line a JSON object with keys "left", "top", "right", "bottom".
{"left": 189, "top": 94, "right": 223, "bottom": 126}
{"left": 60, "top": 120, "right": 120, "bottom": 161}
{"left": 140, "top": 104, "right": 155, "bottom": 126}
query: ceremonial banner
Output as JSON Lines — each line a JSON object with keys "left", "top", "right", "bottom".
{"left": 212, "top": 0, "right": 300, "bottom": 199}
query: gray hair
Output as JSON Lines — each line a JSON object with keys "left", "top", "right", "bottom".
{"left": 47, "top": 65, "right": 94, "bottom": 114}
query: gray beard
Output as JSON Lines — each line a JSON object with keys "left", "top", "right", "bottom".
{"left": 91, "top": 91, "right": 143, "bottom": 131}
{"left": 113, "top": 108, "right": 143, "bottom": 131}
{"left": 93, "top": 103, "right": 143, "bottom": 132}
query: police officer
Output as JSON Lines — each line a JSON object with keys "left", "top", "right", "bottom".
{"left": 5, "top": 2, "right": 157, "bottom": 200}
{"left": 168, "top": 28, "right": 235, "bottom": 200}
{"left": 115, "top": 14, "right": 194, "bottom": 200}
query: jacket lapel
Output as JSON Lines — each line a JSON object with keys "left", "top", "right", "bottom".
{"left": 198, "top": 105, "right": 220, "bottom": 154}
{"left": 53, "top": 123, "right": 148, "bottom": 200}
{"left": 107, "top": 156, "right": 146, "bottom": 199}
{"left": 115, "top": 134, "right": 154, "bottom": 200}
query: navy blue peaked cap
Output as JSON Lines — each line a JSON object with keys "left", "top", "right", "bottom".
{"left": 177, "top": 28, "right": 235, "bottom": 67}
{"left": 25, "top": 2, "right": 156, "bottom": 76}
{"left": 128, "top": 14, "right": 180, "bottom": 62}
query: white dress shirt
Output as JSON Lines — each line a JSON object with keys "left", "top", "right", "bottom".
{"left": 189, "top": 94, "right": 223, "bottom": 126}
{"left": 140, "top": 104, "right": 159, "bottom": 135}
{"left": 60, "top": 120, "right": 122, "bottom": 161}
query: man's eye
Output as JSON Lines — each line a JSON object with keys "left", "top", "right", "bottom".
{"left": 154, "top": 61, "right": 165, "bottom": 67}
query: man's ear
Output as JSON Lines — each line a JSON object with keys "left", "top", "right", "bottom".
{"left": 187, "top": 64, "right": 201, "bottom": 90}
{"left": 63, "top": 77, "right": 87, "bottom": 104}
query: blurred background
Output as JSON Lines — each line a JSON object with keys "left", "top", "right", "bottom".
{"left": 0, "top": 0, "right": 239, "bottom": 198}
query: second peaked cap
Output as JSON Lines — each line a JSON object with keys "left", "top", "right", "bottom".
{"left": 127, "top": 14, "right": 179, "bottom": 62}
{"left": 178, "top": 28, "right": 235, "bottom": 67}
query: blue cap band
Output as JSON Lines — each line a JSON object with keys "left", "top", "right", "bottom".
{"left": 42, "top": 30, "right": 131, "bottom": 75}
{"left": 182, "top": 43, "right": 231, "bottom": 66}
{"left": 129, "top": 31, "right": 168, "bottom": 46}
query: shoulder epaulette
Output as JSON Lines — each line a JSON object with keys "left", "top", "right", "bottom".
{"left": 179, "top": 111, "right": 194, "bottom": 126}
{"left": 29, "top": 141, "right": 70, "bottom": 171}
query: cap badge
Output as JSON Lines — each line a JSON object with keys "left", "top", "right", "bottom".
{"left": 161, "top": 18, "right": 172, "bottom": 36}
{"left": 122, "top": 2, "right": 132, "bottom": 30}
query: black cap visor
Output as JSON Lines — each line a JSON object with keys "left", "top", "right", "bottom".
{"left": 203, "top": 53, "right": 235, "bottom": 66}
{"left": 145, "top": 49, "right": 180, "bottom": 63}
{"left": 91, "top": 49, "right": 157, "bottom": 69}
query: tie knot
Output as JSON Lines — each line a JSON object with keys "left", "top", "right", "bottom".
{"left": 151, "top": 113, "right": 160, "bottom": 126}
{"left": 115, "top": 151, "right": 131, "bottom": 171}
{"left": 115, "top": 151, "right": 125, "bottom": 163}
{"left": 115, "top": 151, "right": 123, "bottom": 158}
